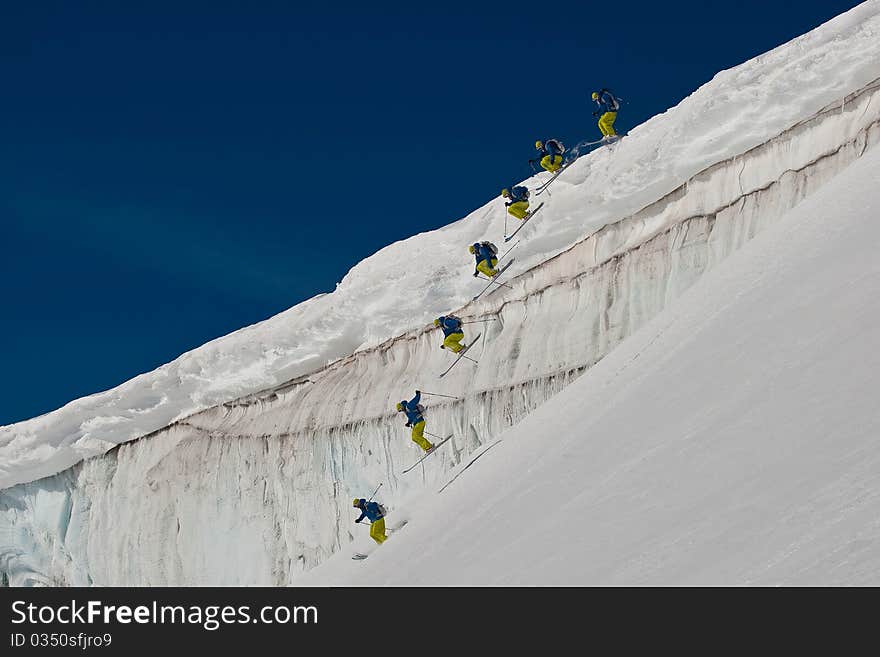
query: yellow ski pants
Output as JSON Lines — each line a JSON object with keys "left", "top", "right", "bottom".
{"left": 442, "top": 331, "right": 465, "bottom": 353}
{"left": 411, "top": 420, "right": 433, "bottom": 452}
{"left": 540, "top": 154, "right": 563, "bottom": 172}
{"left": 598, "top": 111, "right": 617, "bottom": 137}
{"left": 370, "top": 517, "right": 387, "bottom": 544}
{"left": 476, "top": 257, "right": 499, "bottom": 278}
{"left": 507, "top": 201, "right": 530, "bottom": 220}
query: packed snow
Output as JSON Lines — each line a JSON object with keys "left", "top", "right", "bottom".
{"left": 2, "top": 1, "right": 880, "bottom": 491}
{"left": 298, "top": 139, "right": 880, "bottom": 585}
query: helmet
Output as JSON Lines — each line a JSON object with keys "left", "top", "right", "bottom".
{"left": 469, "top": 244, "right": 476, "bottom": 254}
{"left": 434, "top": 318, "right": 441, "bottom": 327}
{"left": 592, "top": 91, "right": 599, "bottom": 100}
{"left": 535, "top": 140, "right": 543, "bottom": 149}
{"left": 396, "top": 402, "right": 405, "bottom": 411}
{"left": 501, "top": 188, "right": 509, "bottom": 198}
{"left": 352, "top": 498, "right": 361, "bottom": 507}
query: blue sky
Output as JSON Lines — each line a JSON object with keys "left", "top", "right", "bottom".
{"left": 0, "top": 0, "right": 862, "bottom": 425}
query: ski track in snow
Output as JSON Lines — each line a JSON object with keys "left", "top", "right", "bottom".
{"left": 2, "top": 1, "right": 880, "bottom": 489}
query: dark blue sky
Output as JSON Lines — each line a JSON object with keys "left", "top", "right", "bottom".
{"left": 1, "top": 0, "right": 862, "bottom": 425}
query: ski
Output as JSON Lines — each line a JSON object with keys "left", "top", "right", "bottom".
{"left": 438, "top": 333, "right": 481, "bottom": 378}
{"left": 567, "top": 137, "right": 607, "bottom": 156}
{"left": 536, "top": 135, "right": 625, "bottom": 196}
{"left": 402, "top": 434, "right": 453, "bottom": 473}
{"left": 471, "top": 259, "right": 514, "bottom": 301}
{"left": 568, "top": 134, "right": 625, "bottom": 157}
{"left": 534, "top": 162, "right": 575, "bottom": 196}
{"left": 352, "top": 521, "right": 407, "bottom": 559}
{"left": 504, "top": 203, "right": 544, "bottom": 242}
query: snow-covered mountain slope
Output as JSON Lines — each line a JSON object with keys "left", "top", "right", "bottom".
{"left": 2, "top": 1, "right": 880, "bottom": 490}
{"left": 299, "top": 138, "right": 880, "bottom": 586}
{"left": 2, "top": 4, "right": 880, "bottom": 587}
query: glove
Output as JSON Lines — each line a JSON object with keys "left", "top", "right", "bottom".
{"left": 505, "top": 201, "right": 511, "bottom": 207}
{"left": 440, "top": 344, "right": 445, "bottom": 349}
{"left": 355, "top": 518, "right": 362, "bottom": 523}
{"left": 415, "top": 390, "right": 420, "bottom": 395}
{"left": 405, "top": 422, "right": 411, "bottom": 427}
{"left": 473, "top": 271, "right": 479, "bottom": 277}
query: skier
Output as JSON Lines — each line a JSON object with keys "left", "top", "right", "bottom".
{"left": 435, "top": 315, "right": 465, "bottom": 353}
{"left": 530, "top": 139, "right": 565, "bottom": 173}
{"left": 470, "top": 241, "right": 499, "bottom": 278}
{"left": 501, "top": 185, "right": 531, "bottom": 220}
{"left": 353, "top": 497, "right": 388, "bottom": 544}
{"left": 396, "top": 390, "right": 434, "bottom": 453}
{"left": 591, "top": 88, "right": 621, "bottom": 140}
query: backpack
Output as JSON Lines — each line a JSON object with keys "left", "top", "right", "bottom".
{"left": 600, "top": 88, "right": 620, "bottom": 111}
{"left": 376, "top": 503, "right": 387, "bottom": 517}
{"left": 481, "top": 241, "right": 499, "bottom": 256}
{"left": 513, "top": 186, "right": 530, "bottom": 200}
{"left": 416, "top": 403, "right": 426, "bottom": 416}
{"left": 546, "top": 139, "right": 565, "bottom": 154}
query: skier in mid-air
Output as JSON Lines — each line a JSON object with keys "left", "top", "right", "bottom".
{"left": 530, "top": 139, "right": 565, "bottom": 173}
{"left": 435, "top": 315, "right": 466, "bottom": 353}
{"left": 470, "top": 241, "right": 499, "bottom": 278}
{"left": 501, "top": 185, "right": 531, "bottom": 220}
{"left": 353, "top": 498, "right": 388, "bottom": 544}
{"left": 592, "top": 88, "right": 621, "bottom": 140}
{"left": 396, "top": 390, "right": 434, "bottom": 453}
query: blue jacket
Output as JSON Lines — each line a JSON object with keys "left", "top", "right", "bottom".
{"left": 355, "top": 499, "right": 385, "bottom": 523}
{"left": 400, "top": 391, "right": 424, "bottom": 425}
{"left": 472, "top": 242, "right": 497, "bottom": 266}
{"left": 437, "top": 315, "right": 463, "bottom": 337}
{"left": 539, "top": 139, "right": 564, "bottom": 158}
{"left": 506, "top": 185, "right": 529, "bottom": 203}
{"left": 594, "top": 89, "right": 619, "bottom": 115}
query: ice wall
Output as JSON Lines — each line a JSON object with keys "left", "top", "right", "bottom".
{"left": 3, "top": 79, "right": 878, "bottom": 586}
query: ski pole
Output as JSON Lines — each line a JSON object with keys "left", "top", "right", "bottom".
{"left": 419, "top": 391, "right": 459, "bottom": 399}
{"left": 476, "top": 275, "right": 512, "bottom": 289}
{"left": 368, "top": 483, "right": 382, "bottom": 502}
{"left": 424, "top": 431, "right": 449, "bottom": 440}
{"left": 499, "top": 240, "right": 519, "bottom": 261}
{"left": 461, "top": 319, "right": 497, "bottom": 324}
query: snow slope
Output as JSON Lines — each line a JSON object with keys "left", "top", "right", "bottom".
{"left": 299, "top": 137, "right": 880, "bottom": 586}
{"left": 2, "top": 1, "right": 880, "bottom": 490}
